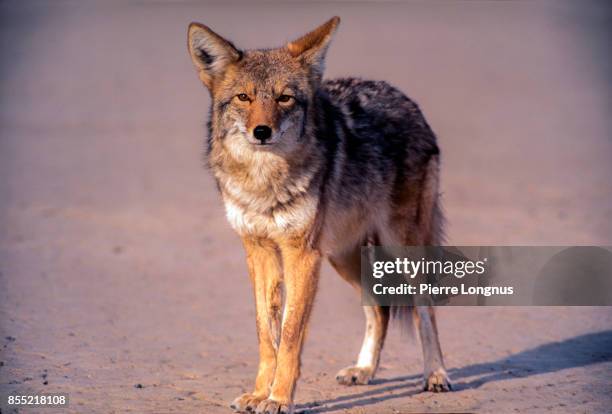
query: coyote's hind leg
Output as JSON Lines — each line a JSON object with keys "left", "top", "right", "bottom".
{"left": 387, "top": 154, "right": 451, "bottom": 392}
{"left": 413, "top": 305, "right": 451, "bottom": 392}
{"left": 329, "top": 245, "right": 390, "bottom": 385}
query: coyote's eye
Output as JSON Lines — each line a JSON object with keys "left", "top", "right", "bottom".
{"left": 277, "top": 95, "right": 294, "bottom": 104}
{"left": 237, "top": 93, "right": 250, "bottom": 102}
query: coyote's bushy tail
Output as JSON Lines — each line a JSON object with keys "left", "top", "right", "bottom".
{"left": 390, "top": 305, "right": 415, "bottom": 336}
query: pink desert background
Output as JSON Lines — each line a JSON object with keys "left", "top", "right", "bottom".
{"left": 1, "top": 1, "right": 611, "bottom": 413}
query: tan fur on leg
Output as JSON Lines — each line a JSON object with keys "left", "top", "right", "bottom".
{"left": 262, "top": 239, "right": 321, "bottom": 411}
{"left": 231, "top": 237, "right": 283, "bottom": 412}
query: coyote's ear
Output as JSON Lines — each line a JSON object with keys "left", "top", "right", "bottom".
{"left": 287, "top": 16, "right": 340, "bottom": 77}
{"left": 187, "top": 23, "right": 242, "bottom": 88}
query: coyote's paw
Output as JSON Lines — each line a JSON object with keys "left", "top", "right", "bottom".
{"left": 255, "top": 398, "right": 292, "bottom": 414}
{"left": 335, "top": 366, "right": 375, "bottom": 385}
{"left": 230, "top": 393, "right": 266, "bottom": 413}
{"left": 423, "top": 369, "right": 452, "bottom": 393}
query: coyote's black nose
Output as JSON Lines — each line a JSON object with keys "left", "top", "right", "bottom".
{"left": 253, "top": 125, "right": 272, "bottom": 142}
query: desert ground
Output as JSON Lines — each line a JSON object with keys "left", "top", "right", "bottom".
{"left": 1, "top": 1, "right": 611, "bottom": 413}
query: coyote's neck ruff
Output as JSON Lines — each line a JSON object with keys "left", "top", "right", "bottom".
{"left": 208, "top": 115, "right": 325, "bottom": 240}
{"left": 188, "top": 16, "right": 450, "bottom": 414}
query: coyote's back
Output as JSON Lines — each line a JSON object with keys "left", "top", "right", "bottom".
{"left": 315, "top": 77, "right": 444, "bottom": 251}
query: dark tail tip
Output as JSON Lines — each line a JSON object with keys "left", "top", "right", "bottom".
{"left": 390, "top": 305, "right": 415, "bottom": 336}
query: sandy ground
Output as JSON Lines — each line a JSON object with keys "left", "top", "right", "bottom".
{"left": 1, "top": 1, "right": 612, "bottom": 413}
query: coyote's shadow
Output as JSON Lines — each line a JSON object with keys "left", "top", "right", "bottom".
{"left": 297, "top": 330, "right": 612, "bottom": 413}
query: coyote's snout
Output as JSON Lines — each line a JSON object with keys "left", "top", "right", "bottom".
{"left": 187, "top": 16, "right": 451, "bottom": 414}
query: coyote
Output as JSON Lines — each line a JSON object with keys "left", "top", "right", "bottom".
{"left": 187, "top": 16, "right": 451, "bottom": 414}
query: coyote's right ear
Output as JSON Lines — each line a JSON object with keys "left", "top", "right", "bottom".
{"left": 187, "top": 23, "right": 242, "bottom": 88}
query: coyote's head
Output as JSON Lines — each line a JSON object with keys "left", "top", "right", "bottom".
{"left": 187, "top": 17, "right": 339, "bottom": 155}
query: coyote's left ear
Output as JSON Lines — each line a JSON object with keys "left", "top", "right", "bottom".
{"left": 287, "top": 16, "right": 340, "bottom": 77}
{"left": 187, "top": 23, "right": 242, "bottom": 89}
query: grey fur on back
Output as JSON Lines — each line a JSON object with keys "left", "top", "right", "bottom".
{"left": 309, "top": 77, "right": 443, "bottom": 248}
